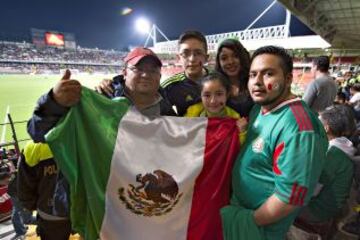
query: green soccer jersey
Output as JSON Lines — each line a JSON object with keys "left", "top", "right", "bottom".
{"left": 231, "top": 98, "right": 328, "bottom": 240}
{"left": 307, "top": 144, "right": 354, "bottom": 222}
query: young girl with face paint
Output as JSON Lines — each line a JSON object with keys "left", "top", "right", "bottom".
{"left": 185, "top": 72, "right": 248, "bottom": 144}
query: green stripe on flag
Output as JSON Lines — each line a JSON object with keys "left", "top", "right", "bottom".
{"left": 46, "top": 87, "right": 131, "bottom": 239}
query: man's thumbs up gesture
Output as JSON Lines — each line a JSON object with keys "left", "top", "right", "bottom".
{"left": 53, "top": 69, "right": 81, "bottom": 107}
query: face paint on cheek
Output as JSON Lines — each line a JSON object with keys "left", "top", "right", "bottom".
{"left": 268, "top": 83, "right": 279, "bottom": 91}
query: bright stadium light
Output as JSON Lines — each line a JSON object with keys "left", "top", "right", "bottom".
{"left": 135, "top": 18, "right": 170, "bottom": 47}
{"left": 135, "top": 18, "right": 150, "bottom": 34}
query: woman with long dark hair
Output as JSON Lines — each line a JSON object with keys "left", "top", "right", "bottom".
{"left": 215, "top": 38, "right": 254, "bottom": 117}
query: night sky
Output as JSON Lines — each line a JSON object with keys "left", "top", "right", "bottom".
{"left": 0, "top": 0, "right": 314, "bottom": 50}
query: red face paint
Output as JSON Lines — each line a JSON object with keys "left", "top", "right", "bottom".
{"left": 267, "top": 83, "right": 273, "bottom": 90}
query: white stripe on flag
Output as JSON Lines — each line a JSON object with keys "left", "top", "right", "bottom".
{"left": 100, "top": 108, "right": 208, "bottom": 240}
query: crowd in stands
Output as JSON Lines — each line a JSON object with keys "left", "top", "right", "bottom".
{"left": 0, "top": 41, "right": 125, "bottom": 74}
{"left": 0, "top": 41, "right": 125, "bottom": 64}
{"left": 0, "top": 62, "right": 119, "bottom": 74}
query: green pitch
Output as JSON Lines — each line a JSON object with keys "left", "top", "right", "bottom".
{"left": 0, "top": 74, "right": 113, "bottom": 149}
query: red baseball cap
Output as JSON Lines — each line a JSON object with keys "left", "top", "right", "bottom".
{"left": 124, "top": 47, "right": 162, "bottom": 67}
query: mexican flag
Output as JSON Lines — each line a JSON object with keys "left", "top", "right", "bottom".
{"left": 46, "top": 87, "right": 240, "bottom": 240}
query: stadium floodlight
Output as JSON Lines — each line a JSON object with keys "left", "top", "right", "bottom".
{"left": 135, "top": 18, "right": 151, "bottom": 34}
{"left": 135, "top": 17, "right": 170, "bottom": 48}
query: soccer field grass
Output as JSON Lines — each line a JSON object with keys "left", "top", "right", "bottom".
{"left": 0, "top": 74, "right": 113, "bottom": 149}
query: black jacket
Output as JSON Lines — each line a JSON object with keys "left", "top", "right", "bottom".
{"left": 17, "top": 142, "right": 69, "bottom": 219}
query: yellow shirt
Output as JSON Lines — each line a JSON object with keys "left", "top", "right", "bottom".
{"left": 185, "top": 102, "right": 246, "bottom": 145}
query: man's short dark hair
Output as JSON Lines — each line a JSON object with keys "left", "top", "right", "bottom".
{"left": 320, "top": 105, "right": 356, "bottom": 138}
{"left": 351, "top": 83, "right": 360, "bottom": 92}
{"left": 178, "top": 30, "right": 208, "bottom": 52}
{"left": 251, "top": 46, "right": 293, "bottom": 76}
{"left": 313, "top": 56, "right": 330, "bottom": 72}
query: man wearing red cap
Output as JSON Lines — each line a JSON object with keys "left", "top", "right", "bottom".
{"left": 95, "top": 47, "right": 175, "bottom": 116}
{"left": 27, "top": 47, "right": 175, "bottom": 143}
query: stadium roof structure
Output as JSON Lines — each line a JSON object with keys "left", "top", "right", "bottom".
{"left": 278, "top": 0, "right": 360, "bottom": 49}
{"left": 153, "top": 0, "right": 333, "bottom": 54}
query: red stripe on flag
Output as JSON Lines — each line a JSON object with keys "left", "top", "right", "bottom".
{"left": 186, "top": 118, "right": 240, "bottom": 240}
{"left": 272, "top": 142, "right": 284, "bottom": 175}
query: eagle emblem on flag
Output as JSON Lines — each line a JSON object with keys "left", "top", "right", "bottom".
{"left": 118, "top": 169, "right": 183, "bottom": 216}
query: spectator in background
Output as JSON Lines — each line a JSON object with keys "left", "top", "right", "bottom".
{"left": 0, "top": 162, "right": 12, "bottom": 223}
{"left": 349, "top": 83, "right": 360, "bottom": 105}
{"left": 293, "top": 105, "right": 356, "bottom": 238}
{"left": 1, "top": 158, "right": 35, "bottom": 240}
{"left": 349, "top": 83, "right": 360, "bottom": 121}
{"left": 334, "top": 91, "right": 347, "bottom": 105}
{"left": 341, "top": 71, "right": 354, "bottom": 100}
{"left": 17, "top": 141, "right": 72, "bottom": 240}
{"left": 303, "top": 56, "right": 338, "bottom": 113}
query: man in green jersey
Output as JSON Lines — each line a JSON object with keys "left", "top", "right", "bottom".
{"left": 221, "top": 46, "right": 328, "bottom": 240}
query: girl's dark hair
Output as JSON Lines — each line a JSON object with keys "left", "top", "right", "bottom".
{"left": 215, "top": 39, "right": 250, "bottom": 92}
{"left": 200, "top": 71, "right": 231, "bottom": 94}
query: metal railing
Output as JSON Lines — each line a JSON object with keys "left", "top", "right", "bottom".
{"left": 0, "top": 114, "right": 30, "bottom": 155}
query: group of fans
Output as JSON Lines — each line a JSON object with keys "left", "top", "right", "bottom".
{"left": 1, "top": 29, "right": 360, "bottom": 239}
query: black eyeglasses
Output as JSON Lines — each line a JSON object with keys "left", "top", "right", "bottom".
{"left": 179, "top": 49, "right": 206, "bottom": 59}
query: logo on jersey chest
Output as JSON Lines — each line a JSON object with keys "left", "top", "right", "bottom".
{"left": 185, "top": 95, "right": 194, "bottom": 102}
{"left": 252, "top": 137, "right": 264, "bottom": 153}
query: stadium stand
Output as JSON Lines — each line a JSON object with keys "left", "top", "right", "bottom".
{"left": 0, "top": 41, "right": 126, "bottom": 74}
